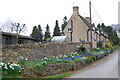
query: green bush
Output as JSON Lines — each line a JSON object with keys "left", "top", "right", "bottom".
{"left": 106, "top": 41, "right": 113, "bottom": 49}
{"left": 69, "top": 62, "right": 74, "bottom": 70}
{"left": 97, "top": 41, "right": 103, "bottom": 48}
{"left": 22, "top": 59, "right": 45, "bottom": 75}
{"left": 77, "top": 45, "right": 86, "bottom": 53}
{"left": 19, "top": 58, "right": 26, "bottom": 66}
{"left": 33, "top": 63, "right": 44, "bottom": 74}
{"left": 45, "top": 38, "right": 51, "bottom": 42}
{"left": 85, "top": 56, "right": 93, "bottom": 63}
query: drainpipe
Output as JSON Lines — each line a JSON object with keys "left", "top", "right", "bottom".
{"left": 70, "top": 20, "right": 73, "bottom": 42}
{"left": 87, "top": 29, "right": 89, "bottom": 42}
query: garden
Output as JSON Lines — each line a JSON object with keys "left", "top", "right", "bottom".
{"left": 0, "top": 42, "right": 118, "bottom": 79}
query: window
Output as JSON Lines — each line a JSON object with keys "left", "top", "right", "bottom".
{"left": 67, "top": 28, "right": 72, "bottom": 32}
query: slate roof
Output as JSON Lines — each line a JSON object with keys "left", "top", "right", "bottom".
{"left": 2, "top": 31, "right": 35, "bottom": 40}
{"left": 79, "top": 15, "right": 90, "bottom": 28}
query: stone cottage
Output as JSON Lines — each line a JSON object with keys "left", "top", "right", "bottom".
{"left": 63, "top": 6, "right": 90, "bottom": 42}
{"left": 63, "top": 6, "right": 109, "bottom": 48}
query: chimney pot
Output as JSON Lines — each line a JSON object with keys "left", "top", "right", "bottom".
{"left": 73, "top": 6, "right": 79, "bottom": 15}
{"left": 85, "top": 17, "right": 90, "bottom": 23}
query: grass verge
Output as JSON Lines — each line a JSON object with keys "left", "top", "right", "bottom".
{"left": 44, "top": 72, "right": 73, "bottom": 78}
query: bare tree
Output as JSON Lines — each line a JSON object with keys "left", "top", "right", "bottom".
{"left": 11, "top": 23, "right": 27, "bottom": 34}
{"left": 0, "top": 18, "right": 14, "bottom": 32}
{"left": 11, "top": 22, "right": 27, "bottom": 44}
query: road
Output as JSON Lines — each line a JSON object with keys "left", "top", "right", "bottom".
{"left": 68, "top": 48, "right": 119, "bottom": 78}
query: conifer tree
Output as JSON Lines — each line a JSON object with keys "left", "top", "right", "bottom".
{"left": 30, "top": 25, "right": 43, "bottom": 42}
{"left": 38, "top": 24, "right": 43, "bottom": 42}
{"left": 53, "top": 20, "right": 61, "bottom": 36}
{"left": 61, "top": 16, "right": 67, "bottom": 35}
{"left": 44, "top": 24, "right": 51, "bottom": 41}
{"left": 30, "top": 26, "right": 39, "bottom": 41}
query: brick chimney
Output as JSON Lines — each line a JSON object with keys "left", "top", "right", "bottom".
{"left": 73, "top": 6, "right": 79, "bottom": 15}
{"left": 85, "top": 17, "right": 90, "bottom": 23}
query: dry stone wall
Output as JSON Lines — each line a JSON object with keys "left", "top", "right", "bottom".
{"left": 20, "top": 61, "right": 85, "bottom": 77}
{"left": 2, "top": 42, "right": 91, "bottom": 62}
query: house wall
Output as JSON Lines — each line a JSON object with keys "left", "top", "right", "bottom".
{"left": 63, "top": 6, "right": 109, "bottom": 48}
{"left": 95, "top": 33, "right": 99, "bottom": 42}
{"left": 88, "top": 30, "right": 98, "bottom": 49}
{"left": 99, "top": 34, "right": 107, "bottom": 47}
{"left": 64, "top": 6, "right": 88, "bottom": 42}
{"left": 106, "top": 38, "right": 109, "bottom": 42}
{"left": 92, "top": 32, "right": 97, "bottom": 49}
{"left": 100, "top": 35, "right": 104, "bottom": 41}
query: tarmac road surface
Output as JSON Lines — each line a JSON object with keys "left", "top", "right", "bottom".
{"left": 68, "top": 48, "right": 119, "bottom": 78}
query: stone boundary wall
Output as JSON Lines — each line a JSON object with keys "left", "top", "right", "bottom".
{"left": 2, "top": 42, "right": 91, "bottom": 62}
{"left": 20, "top": 49, "right": 110, "bottom": 77}
{"left": 21, "top": 60, "right": 85, "bottom": 77}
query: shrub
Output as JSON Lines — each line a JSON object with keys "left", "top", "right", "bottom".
{"left": 33, "top": 63, "right": 44, "bottom": 75}
{"left": 79, "top": 57, "right": 86, "bottom": 65}
{"left": 85, "top": 56, "right": 93, "bottom": 63}
{"left": 106, "top": 41, "right": 113, "bottom": 49}
{"left": 19, "top": 58, "right": 26, "bottom": 66}
{"left": 97, "top": 41, "right": 103, "bottom": 48}
{"left": 77, "top": 45, "right": 86, "bottom": 53}
{"left": 69, "top": 62, "right": 74, "bottom": 70}
{"left": 45, "top": 38, "right": 51, "bottom": 42}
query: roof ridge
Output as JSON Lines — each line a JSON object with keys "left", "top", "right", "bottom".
{"left": 2, "top": 31, "right": 35, "bottom": 40}
{"left": 79, "top": 15, "right": 90, "bottom": 28}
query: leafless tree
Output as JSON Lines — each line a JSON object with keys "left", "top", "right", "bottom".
{"left": 0, "top": 18, "right": 28, "bottom": 44}
{"left": 0, "top": 18, "right": 14, "bottom": 32}
{"left": 11, "top": 23, "right": 27, "bottom": 35}
{"left": 11, "top": 22, "right": 27, "bottom": 44}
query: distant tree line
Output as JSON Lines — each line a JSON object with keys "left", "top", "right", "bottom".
{"left": 97, "top": 23, "right": 119, "bottom": 45}
{"left": 30, "top": 17, "right": 119, "bottom": 44}
{"left": 2, "top": 17, "right": 118, "bottom": 45}
{"left": 30, "top": 16, "right": 68, "bottom": 42}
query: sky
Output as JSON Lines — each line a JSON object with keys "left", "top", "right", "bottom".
{"left": 0, "top": 0, "right": 119, "bottom": 36}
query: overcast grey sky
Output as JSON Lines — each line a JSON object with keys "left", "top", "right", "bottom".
{"left": 0, "top": 0, "right": 119, "bottom": 36}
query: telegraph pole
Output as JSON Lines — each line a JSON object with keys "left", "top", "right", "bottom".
{"left": 89, "top": 1, "right": 93, "bottom": 50}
